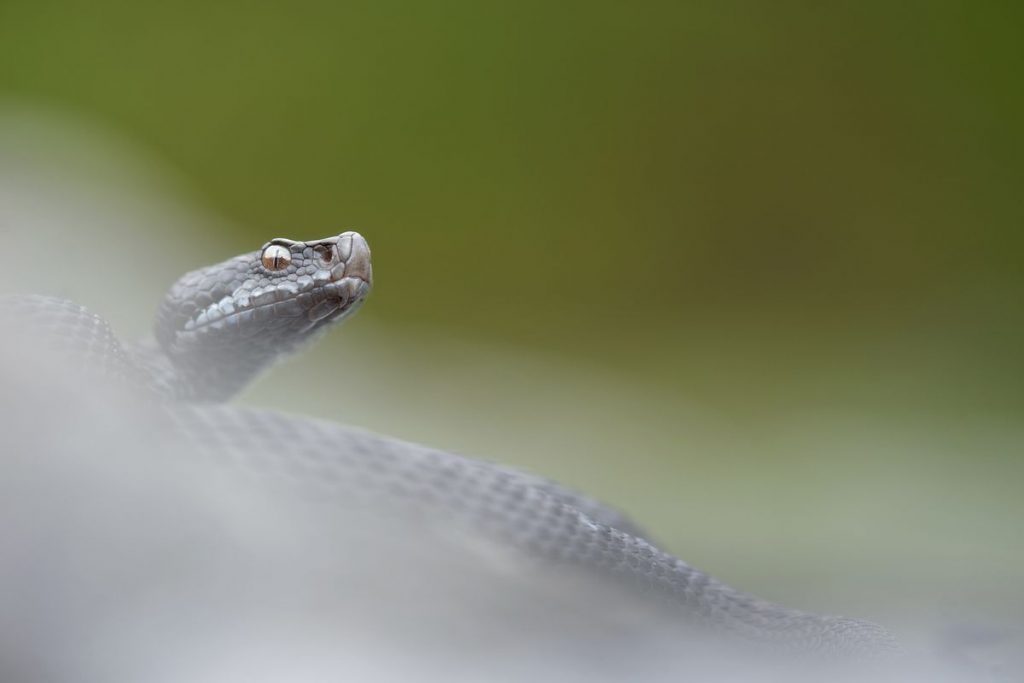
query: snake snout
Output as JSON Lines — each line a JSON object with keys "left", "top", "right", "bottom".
{"left": 338, "top": 231, "right": 372, "bottom": 287}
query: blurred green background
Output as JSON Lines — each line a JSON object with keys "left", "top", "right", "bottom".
{"left": 1, "top": 0, "right": 1021, "bottom": 640}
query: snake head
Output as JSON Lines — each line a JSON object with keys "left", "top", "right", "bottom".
{"left": 247, "top": 232, "right": 373, "bottom": 335}
{"left": 154, "top": 231, "right": 372, "bottom": 400}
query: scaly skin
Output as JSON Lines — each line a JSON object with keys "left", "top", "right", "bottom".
{"left": 1, "top": 230, "right": 899, "bottom": 658}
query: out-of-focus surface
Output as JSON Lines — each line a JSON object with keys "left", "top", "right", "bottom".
{"left": 0, "top": 328, "right": 926, "bottom": 682}
{"left": 1, "top": 1, "right": 1022, "bottom": 676}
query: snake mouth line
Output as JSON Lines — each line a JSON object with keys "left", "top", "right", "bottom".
{"left": 184, "top": 277, "right": 368, "bottom": 338}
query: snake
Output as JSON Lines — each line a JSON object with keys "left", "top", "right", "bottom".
{"left": 1, "top": 230, "right": 898, "bottom": 659}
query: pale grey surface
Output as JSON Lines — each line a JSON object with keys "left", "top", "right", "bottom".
{"left": 1, "top": 100, "right": 1021, "bottom": 680}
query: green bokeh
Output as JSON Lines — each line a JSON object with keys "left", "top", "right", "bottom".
{"left": 2, "top": 2, "right": 1020, "bottom": 390}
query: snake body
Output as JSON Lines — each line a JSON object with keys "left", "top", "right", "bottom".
{"left": 3, "top": 231, "right": 897, "bottom": 659}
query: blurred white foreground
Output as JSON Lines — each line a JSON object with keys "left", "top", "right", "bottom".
{"left": 0, "top": 100, "right": 1020, "bottom": 681}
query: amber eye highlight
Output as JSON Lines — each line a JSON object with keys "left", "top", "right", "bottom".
{"left": 261, "top": 244, "right": 292, "bottom": 271}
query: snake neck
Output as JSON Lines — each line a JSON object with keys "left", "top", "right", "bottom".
{"left": 128, "top": 337, "right": 269, "bottom": 401}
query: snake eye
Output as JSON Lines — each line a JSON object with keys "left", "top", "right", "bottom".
{"left": 261, "top": 244, "right": 292, "bottom": 271}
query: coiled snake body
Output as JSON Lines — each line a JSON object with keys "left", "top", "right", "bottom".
{"left": 3, "top": 231, "right": 897, "bottom": 659}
